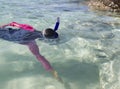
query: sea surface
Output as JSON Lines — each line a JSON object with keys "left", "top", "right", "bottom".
{"left": 0, "top": 0, "right": 120, "bottom": 89}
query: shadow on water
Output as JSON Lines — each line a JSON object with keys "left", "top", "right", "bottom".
{"left": 0, "top": 51, "right": 100, "bottom": 89}
{"left": 54, "top": 60, "right": 100, "bottom": 89}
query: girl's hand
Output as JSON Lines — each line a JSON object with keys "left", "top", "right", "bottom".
{"left": 50, "top": 69, "right": 63, "bottom": 83}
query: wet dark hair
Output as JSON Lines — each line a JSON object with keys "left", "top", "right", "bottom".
{"left": 44, "top": 28, "right": 58, "bottom": 39}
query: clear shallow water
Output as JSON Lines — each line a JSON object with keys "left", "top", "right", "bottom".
{"left": 0, "top": 0, "right": 120, "bottom": 89}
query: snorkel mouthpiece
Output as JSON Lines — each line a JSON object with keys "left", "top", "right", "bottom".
{"left": 54, "top": 17, "right": 60, "bottom": 32}
{"left": 54, "top": 32, "right": 58, "bottom": 38}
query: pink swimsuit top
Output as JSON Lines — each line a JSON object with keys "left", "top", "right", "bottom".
{"left": 2, "top": 22, "right": 35, "bottom": 32}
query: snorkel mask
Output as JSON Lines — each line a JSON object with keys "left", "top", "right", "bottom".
{"left": 42, "top": 17, "right": 60, "bottom": 39}
{"left": 42, "top": 17, "right": 60, "bottom": 44}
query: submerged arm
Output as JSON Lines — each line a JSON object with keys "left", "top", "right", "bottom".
{"left": 26, "top": 41, "right": 63, "bottom": 82}
{"left": 27, "top": 41, "right": 53, "bottom": 71}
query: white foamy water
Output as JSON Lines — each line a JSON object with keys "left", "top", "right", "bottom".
{"left": 0, "top": 0, "right": 120, "bottom": 89}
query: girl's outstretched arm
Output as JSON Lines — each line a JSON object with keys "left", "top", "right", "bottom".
{"left": 25, "top": 41, "right": 63, "bottom": 83}
{"left": 26, "top": 41, "right": 53, "bottom": 71}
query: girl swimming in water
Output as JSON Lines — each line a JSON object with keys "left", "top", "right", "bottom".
{"left": 0, "top": 17, "right": 62, "bottom": 82}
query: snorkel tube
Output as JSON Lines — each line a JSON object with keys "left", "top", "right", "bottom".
{"left": 54, "top": 17, "right": 60, "bottom": 32}
{"left": 53, "top": 17, "right": 60, "bottom": 38}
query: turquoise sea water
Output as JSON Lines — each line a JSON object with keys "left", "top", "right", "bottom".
{"left": 0, "top": 0, "right": 120, "bottom": 89}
